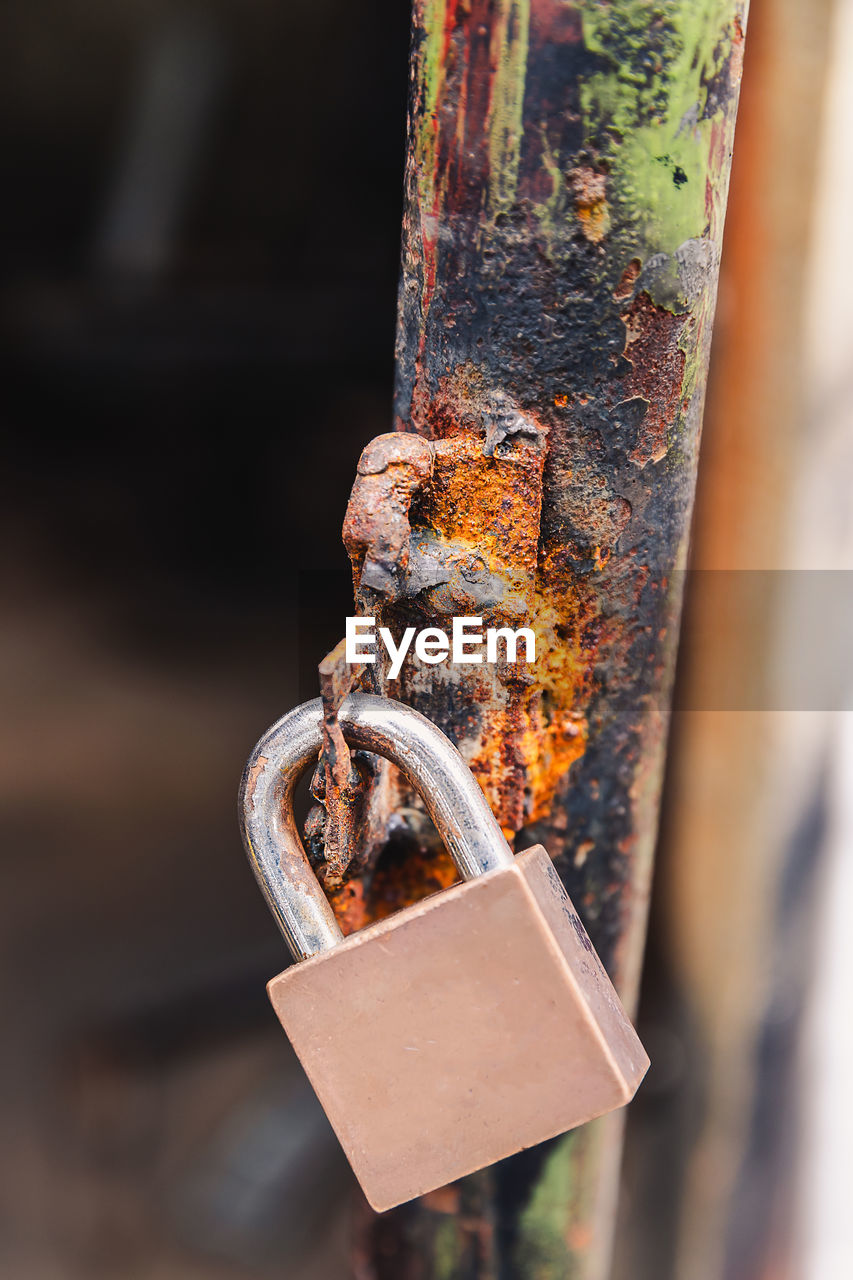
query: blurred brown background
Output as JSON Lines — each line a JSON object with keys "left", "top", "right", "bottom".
{"left": 0, "top": 3, "right": 408, "bottom": 1275}
{"left": 1, "top": 2, "right": 852, "bottom": 1278}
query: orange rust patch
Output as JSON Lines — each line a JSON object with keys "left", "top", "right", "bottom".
{"left": 329, "top": 878, "right": 369, "bottom": 937}
{"left": 327, "top": 793, "right": 459, "bottom": 937}
{"left": 420, "top": 1185, "right": 461, "bottom": 1214}
{"left": 340, "top": 417, "right": 627, "bottom": 845}
{"left": 369, "top": 843, "right": 460, "bottom": 918}
{"left": 332, "top": 840, "right": 461, "bottom": 933}
{"left": 416, "top": 432, "right": 545, "bottom": 607}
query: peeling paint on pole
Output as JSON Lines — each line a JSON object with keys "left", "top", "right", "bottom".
{"left": 330, "top": 2, "right": 748, "bottom": 1274}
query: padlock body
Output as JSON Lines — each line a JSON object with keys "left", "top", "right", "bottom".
{"left": 267, "top": 845, "right": 648, "bottom": 1212}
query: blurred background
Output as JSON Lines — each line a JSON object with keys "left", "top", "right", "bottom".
{"left": 1, "top": 2, "right": 851, "bottom": 1278}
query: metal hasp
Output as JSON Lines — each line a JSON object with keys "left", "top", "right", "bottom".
{"left": 240, "top": 693, "right": 513, "bottom": 959}
{"left": 335, "top": 1, "right": 749, "bottom": 1274}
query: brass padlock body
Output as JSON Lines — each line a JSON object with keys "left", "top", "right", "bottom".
{"left": 269, "top": 843, "right": 647, "bottom": 1211}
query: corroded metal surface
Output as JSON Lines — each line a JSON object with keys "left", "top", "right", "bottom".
{"left": 313, "top": 2, "right": 748, "bottom": 1275}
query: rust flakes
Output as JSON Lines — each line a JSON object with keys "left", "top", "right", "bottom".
{"left": 613, "top": 257, "right": 642, "bottom": 301}
{"left": 620, "top": 292, "right": 687, "bottom": 468}
{"left": 560, "top": 474, "right": 633, "bottom": 561}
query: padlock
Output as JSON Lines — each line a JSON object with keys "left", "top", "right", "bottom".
{"left": 240, "top": 693, "right": 649, "bottom": 1212}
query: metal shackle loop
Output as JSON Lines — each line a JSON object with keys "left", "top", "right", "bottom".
{"left": 240, "top": 693, "right": 514, "bottom": 961}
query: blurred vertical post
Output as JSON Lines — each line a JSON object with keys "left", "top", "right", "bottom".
{"left": 642, "top": 0, "right": 849, "bottom": 1276}
{"left": 358, "top": 2, "right": 749, "bottom": 1276}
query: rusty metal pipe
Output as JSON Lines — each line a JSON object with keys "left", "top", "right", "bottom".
{"left": 335, "top": 2, "right": 749, "bottom": 1272}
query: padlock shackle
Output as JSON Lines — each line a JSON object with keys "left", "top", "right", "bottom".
{"left": 240, "top": 693, "right": 515, "bottom": 961}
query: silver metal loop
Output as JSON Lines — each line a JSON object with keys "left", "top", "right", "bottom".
{"left": 239, "top": 693, "right": 514, "bottom": 961}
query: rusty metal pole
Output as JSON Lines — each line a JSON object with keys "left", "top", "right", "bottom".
{"left": 328, "top": 3, "right": 748, "bottom": 1276}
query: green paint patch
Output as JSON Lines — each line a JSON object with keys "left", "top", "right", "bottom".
{"left": 488, "top": 0, "right": 532, "bottom": 218}
{"left": 513, "top": 1133, "right": 581, "bottom": 1279}
{"left": 418, "top": 0, "right": 448, "bottom": 216}
{"left": 580, "top": 0, "right": 742, "bottom": 303}
{"left": 433, "top": 1214, "right": 464, "bottom": 1279}
{"left": 511, "top": 1121, "right": 614, "bottom": 1279}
